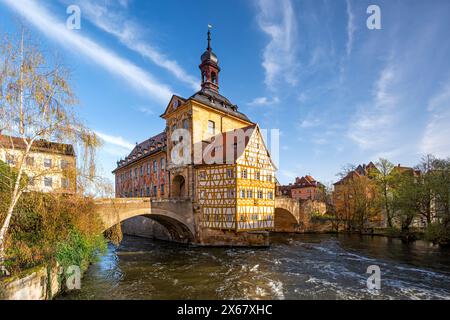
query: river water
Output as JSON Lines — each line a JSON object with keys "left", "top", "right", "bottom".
{"left": 59, "top": 234, "right": 450, "bottom": 300}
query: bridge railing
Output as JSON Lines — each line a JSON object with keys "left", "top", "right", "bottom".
{"left": 94, "top": 197, "right": 193, "bottom": 205}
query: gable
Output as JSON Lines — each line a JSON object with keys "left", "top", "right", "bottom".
{"left": 236, "top": 125, "right": 276, "bottom": 171}
{"left": 160, "top": 95, "right": 187, "bottom": 119}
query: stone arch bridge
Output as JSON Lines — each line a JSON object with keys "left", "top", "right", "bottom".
{"left": 274, "top": 198, "right": 310, "bottom": 232}
{"left": 94, "top": 198, "right": 196, "bottom": 244}
{"left": 94, "top": 197, "right": 307, "bottom": 244}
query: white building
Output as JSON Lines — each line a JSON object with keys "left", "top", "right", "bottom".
{"left": 0, "top": 134, "right": 76, "bottom": 194}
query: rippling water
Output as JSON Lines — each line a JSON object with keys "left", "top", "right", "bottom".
{"left": 59, "top": 234, "right": 450, "bottom": 300}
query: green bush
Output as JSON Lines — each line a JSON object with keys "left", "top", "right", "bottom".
{"left": 425, "top": 223, "right": 450, "bottom": 246}
{"left": 2, "top": 192, "right": 107, "bottom": 276}
{"left": 56, "top": 229, "right": 106, "bottom": 272}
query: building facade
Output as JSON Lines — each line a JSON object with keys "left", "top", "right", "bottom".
{"left": 333, "top": 162, "right": 382, "bottom": 227}
{"left": 0, "top": 134, "right": 76, "bottom": 194}
{"left": 290, "top": 176, "right": 324, "bottom": 201}
{"left": 278, "top": 175, "right": 325, "bottom": 200}
{"left": 113, "top": 29, "right": 276, "bottom": 232}
{"left": 113, "top": 132, "right": 168, "bottom": 199}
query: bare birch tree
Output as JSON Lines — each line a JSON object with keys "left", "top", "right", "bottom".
{"left": 0, "top": 28, "right": 99, "bottom": 272}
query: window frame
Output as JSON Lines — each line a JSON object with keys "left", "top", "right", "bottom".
{"left": 208, "top": 120, "right": 215, "bottom": 135}
{"left": 44, "top": 158, "right": 52, "bottom": 168}
{"left": 44, "top": 177, "right": 53, "bottom": 188}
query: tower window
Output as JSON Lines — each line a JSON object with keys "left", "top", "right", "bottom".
{"left": 208, "top": 120, "right": 215, "bottom": 135}
{"left": 211, "top": 72, "right": 217, "bottom": 84}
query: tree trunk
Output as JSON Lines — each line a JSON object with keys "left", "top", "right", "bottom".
{"left": 0, "top": 206, "right": 14, "bottom": 268}
{"left": 0, "top": 145, "right": 28, "bottom": 268}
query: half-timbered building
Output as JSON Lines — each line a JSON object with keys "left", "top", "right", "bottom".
{"left": 113, "top": 28, "right": 276, "bottom": 232}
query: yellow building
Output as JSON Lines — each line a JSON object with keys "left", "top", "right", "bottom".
{"left": 195, "top": 125, "right": 276, "bottom": 231}
{"left": 115, "top": 28, "right": 277, "bottom": 233}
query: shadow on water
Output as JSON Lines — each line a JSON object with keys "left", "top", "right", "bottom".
{"left": 58, "top": 233, "right": 450, "bottom": 300}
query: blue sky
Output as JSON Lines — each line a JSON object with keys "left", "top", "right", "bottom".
{"left": 1, "top": 0, "right": 450, "bottom": 187}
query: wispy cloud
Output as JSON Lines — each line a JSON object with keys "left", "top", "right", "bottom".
{"left": 280, "top": 169, "right": 296, "bottom": 180}
{"left": 2, "top": 0, "right": 173, "bottom": 104}
{"left": 299, "top": 116, "right": 321, "bottom": 128}
{"left": 247, "top": 96, "right": 280, "bottom": 106}
{"left": 348, "top": 66, "right": 399, "bottom": 150}
{"left": 95, "top": 131, "right": 134, "bottom": 157}
{"left": 136, "top": 106, "right": 155, "bottom": 116}
{"left": 421, "top": 82, "right": 450, "bottom": 157}
{"left": 256, "top": 0, "right": 298, "bottom": 90}
{"left": 76, "top": 0, "right": 199, "bottom": 91}
{"left": 345, "top": 0, "right": 356, "bottom": 57}
{"left": 117, "top": 0, "right": 131, "bottom": 8}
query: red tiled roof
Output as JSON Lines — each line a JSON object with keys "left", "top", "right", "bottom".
{"left": 0, "top": 134, "right": 75, "bottom": 156}
{"left": 113, "top": 132, "right": 167, "bottom": 172}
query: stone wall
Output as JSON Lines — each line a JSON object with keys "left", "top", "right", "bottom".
{"left": 198, "top": 228, "right": 270, "bottom": 247}
{"left": 121, "top": 216, "right": 171, "bottom": 241}
{"left": 1, "top": 264, "right": 60, "bottom": 300}
{"left": 121, "top": 216, "right": 270, "bottom": 247}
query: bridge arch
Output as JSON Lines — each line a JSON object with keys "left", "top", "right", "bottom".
{"left": 274, "top": 198, "right": 302, "bottom": 232}
{"left": 140, "top": 214, "right": 194, "bottom": 243}
{"left": 274, "top": 207, "right": 298, "bottom": 232}
{"left": 96, "top": 199, "right": 196, "bottom": 244}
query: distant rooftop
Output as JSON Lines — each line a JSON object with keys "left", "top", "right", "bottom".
{"left": 0, "top": 134, "right": 75, "bottom": 157}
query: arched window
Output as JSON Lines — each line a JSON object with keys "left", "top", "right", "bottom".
{"left": 211, "top": 72, "right": 217, "bottom": 84}
{"left": 202, "top": 72, "right": 206, "bottom": 83}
